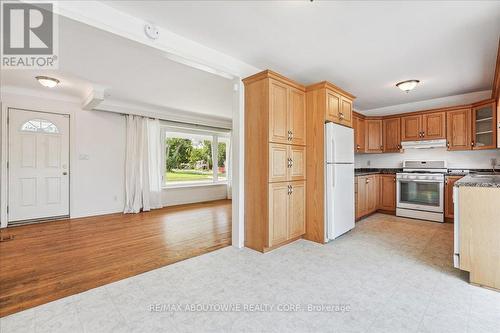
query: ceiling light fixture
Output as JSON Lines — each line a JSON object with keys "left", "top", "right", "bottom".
{"left": 36, "top": 76, "right": 60, "bottom": 88}
{"left": 396, "top": 79, "right": 420, "bottom": 93}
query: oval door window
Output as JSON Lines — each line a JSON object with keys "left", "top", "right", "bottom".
{"left": 20, "top": 119, "right": 59, "bottom": 133}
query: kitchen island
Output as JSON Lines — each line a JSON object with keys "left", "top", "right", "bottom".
{"left": 454, "top": 174, "right": 500, "bottom": 291}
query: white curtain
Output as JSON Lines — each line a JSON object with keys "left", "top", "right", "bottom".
{"left": 124, "top": 115, "right": 164, "bottom": 213}
{"left": 226, "top": 138, "right": 232, "bottom": 199}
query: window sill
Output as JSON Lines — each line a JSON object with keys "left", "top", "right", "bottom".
{"left": 162, "top": 181, "right": 228, "bottom": 190}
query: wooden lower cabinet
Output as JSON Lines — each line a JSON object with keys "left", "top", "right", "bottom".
{"left": 288, "top": 181, "right": 306, "bottom": 238}
{"left": 356, "top": 174, "right": 396, "bottom": 220}
{"left": 379, "top": 174, "right": 396, "bottom": 211}
{"left": 355, "top": 174, "right": 381, "bottom": 219}
{"left": 268, "top": 181, "right": 306, "bottom": 249}
{"left": 445, "top": 176, "right": 463, "bottom": 220}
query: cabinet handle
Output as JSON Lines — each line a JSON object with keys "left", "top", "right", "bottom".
{"left": 447, "top": 141, "right": 450, "bottom": 148}
{"left": 366, "top": 179, "right": 370, "bottom": 184}
{"left": 287, "top": 185, "right": 292, "bottom": 195}
{"left": 380, "top": 145, "right": 383, "bottom": 151}
{"left": 422, "top": 131, "right": 425, "bottom": 137}
{"left": 356, "top": 144, "right": 360, "bottom": 150}
{"left": 471, "top": 141, "right": 475, "bottom": 147}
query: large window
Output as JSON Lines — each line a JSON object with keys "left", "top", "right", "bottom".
{"left": 162, "top": 128, "right": 230, "bottom": 186}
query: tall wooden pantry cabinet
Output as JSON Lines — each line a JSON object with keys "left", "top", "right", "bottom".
{"left": 243, "top": 70, "right": 307, "bottom": 252}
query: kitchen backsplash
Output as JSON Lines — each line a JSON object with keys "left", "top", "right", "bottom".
{"left": 354, "top": 148, "right": 500, "bottom": 169}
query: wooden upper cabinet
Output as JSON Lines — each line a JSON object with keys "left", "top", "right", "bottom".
{"left": 269, "top": 80, "right": 289, "bottom": 144}
{"left": 379, "top": 174, "right": 396, "bottom": 211}
{"left": 422, "top": 112, "right": 446, "bottom": 139}
{"left": 365, "top": 120, "right": 383, "bottom": 153}
{"left": 289, "top": 145, "right": 306, "bottom": 181}
{"left": 269, "top": 80, "right": 306, "bottom": 146}
{"left": 353, "top": 115, "right": 366, "bottom": 153}
{"left": 326, "top": 91, "right": 341, "bottom": 123}
{"left": 447, "top": 108, "right": 471, "bottom": 151}
{"left": 340, "top": 96, "right": 353, "bottom": 127}
{"left": 288, "top": 88, "right": 306, "bottom": 146}
{"left": 471, "top": 101, "right": 497, "bottom": 150}
{"left": 383, "top": 118, "right": 401, "bottom": 152}
{"left": 401, "top": 115, "right": 422, "bottom": 141}
{"left": 268, "top": 182, "right": 289, "bottom": 247}
{"left": 288, "top": 181, "right": 306, "bottom": 239}
{"left": 401, "top": 112, "right": 445, "bottom": 141}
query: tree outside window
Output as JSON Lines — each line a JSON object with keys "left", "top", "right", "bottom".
{"left": 164, "top": 131, "right": 229, "bottom": 185}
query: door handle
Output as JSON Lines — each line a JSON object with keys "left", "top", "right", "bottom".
{"left": 63, "top": 172, "right": 68, "bottom": 176}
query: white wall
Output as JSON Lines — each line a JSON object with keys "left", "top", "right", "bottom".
{"left": 0, "top": 91, "right": 228, "bottom": 227}
{"left": 163, "top": 185, "right": 227, "bottom": 206}
{"left": 355, "top": 148, "right": 500, "bottom": 169}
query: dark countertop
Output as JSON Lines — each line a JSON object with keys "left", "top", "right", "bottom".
{"left": 454, "top": 174, "right": 500, "bottom": 188}
{"left": 354, "top": 168, "right": 400, "bottom": 176}
{"left": 355, "top": 168, "right": 500, "bottom": 177}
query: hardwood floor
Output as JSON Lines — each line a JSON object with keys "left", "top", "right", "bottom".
{"left": 0, "top": 200, "right": 231, "bottom": 317}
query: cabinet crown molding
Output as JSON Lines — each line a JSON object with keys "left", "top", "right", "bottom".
{"left": 242, "top": 69, "right": 305, "bottom": 91}
{"left": 305, "top": 81, "right": 356, "bottom": 100}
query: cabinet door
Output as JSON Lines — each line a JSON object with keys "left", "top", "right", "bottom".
{"left": 268, "top": 183, "right": 289, "bottom": 247}
{"left": 326, "top": 91, "right": 341, "bottom": 123}
{"left": 288, "top": 181, "right": 306, "bottom": 239}
{"left": 289, "top": 145, "right": 306, "bottom": 181}
{"left": 269, "top": 80, "right": 289, "bottom": 144}
{"left": 422, "top": 112, "right": 446, "bottom": 140}
{"left": 354, "top": 116, "right": 366, "bottom": 153}
{"left": 383, "top": 118, "right": 401, "bottom": 152}
{"left": 401, "top": 115, "right": 422, "bottom": 141}
{"left": 269, "top": 143, "right": 289, "bottom": 182}
{"left": 363, "top": 176, "right": 375, "bottom": 212}
{"left": 445, "top": 176, "right": 462, "bottom": 219}
{"left": 340, "top": 96, "right": 353, "bottom": 127}
{"left": 356, "top": 176, "right": 367, "bottom": 219}
{"left": 379, "top": 175, "right": 396, "bottom": 211}
{"left": 447, "top": 108, "right": 471, "bottom": 151}
{"left": 365, "top": 120, "right": 383, "bottom": 153}
{"left": 472, "top": 102, "right": 496, "bottom": 150}
{"left": 288, "top": 88, "right": 306, "bottom": 146}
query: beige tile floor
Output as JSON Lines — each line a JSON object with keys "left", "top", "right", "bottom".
{"left": 1, "top": 213, "right": 499, "bottom": 333}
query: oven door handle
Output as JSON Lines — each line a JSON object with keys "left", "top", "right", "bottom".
{"left": 398, "top": 179, "right": 442, "bottom": 183}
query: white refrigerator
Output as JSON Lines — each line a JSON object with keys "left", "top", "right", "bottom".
{"left": 325, "top": 123, "right": 355, "bottom": 241}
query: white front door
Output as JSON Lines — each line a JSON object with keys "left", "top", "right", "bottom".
{"left": 8, "top": 109, "right": 70, "bottom": 223}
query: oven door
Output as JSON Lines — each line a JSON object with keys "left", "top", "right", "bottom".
{"left": 396, "top": 179, "right": 444, "bottom": 213}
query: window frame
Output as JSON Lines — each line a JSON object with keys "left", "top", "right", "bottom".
{"left": 161, "top": 126, "right": 230, "bottom": 189}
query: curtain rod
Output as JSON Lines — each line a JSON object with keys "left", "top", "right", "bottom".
{"left": 114, "top": 111, "right": 232, "bottom": 132}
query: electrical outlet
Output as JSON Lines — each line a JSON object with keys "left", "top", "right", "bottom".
{"left": 491, "top": 158, "right": 498, "bottom": 168}
{"left": 367, "top": 160, "right": 371, "bottom": 166}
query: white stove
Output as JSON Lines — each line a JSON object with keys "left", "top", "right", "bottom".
{"left": 396, "top": 160, "right": 447, "bottom": 222}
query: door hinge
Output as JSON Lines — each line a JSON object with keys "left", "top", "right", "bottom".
{"left": 6, "top": 206, "right": 8, "bottom": 214}
{"left": 6, "top": 161, "right": 8, "bottom": 169}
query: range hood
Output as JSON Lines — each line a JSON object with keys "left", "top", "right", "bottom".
{"left": 401, "top": 139, "right": 447, "bottom": 149}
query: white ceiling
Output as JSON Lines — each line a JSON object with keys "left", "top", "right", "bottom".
{"left": 1, "top": 16, "right": 234, "bottom": 119}
{"left": 105, "top": 0, "right": 500, "bottom": 112}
